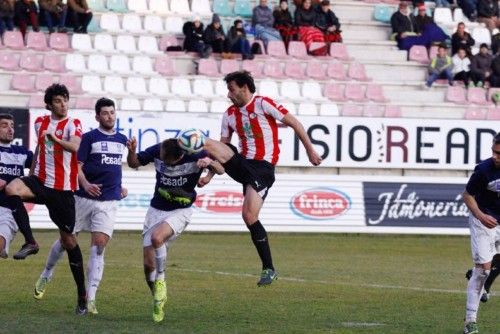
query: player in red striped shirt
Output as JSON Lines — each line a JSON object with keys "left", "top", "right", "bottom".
{"left": 6, "top": 84, "right": 87, "bottom": 314}
{"left": 200, "top": 71, "right": 322, "bottom": 286}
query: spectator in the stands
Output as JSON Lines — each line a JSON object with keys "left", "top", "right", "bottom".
{"left": 457, "top": 0, "right": 477, "bottom": 21}
{"left": 452, "top": 47, "right": 471, "bottom": 86}
{"left": 0, "top": 0, "right": 14, "bottom": 35}
{"left": 293, "top": 0, "right": 320, "bottom": 7}
{"left": 68, "top": 0, "right": 92, "bottom": 33}
{"left": 252, "top": 0, "right": 282, "bottom": 47}
{"left": 390, "top": 2, "right": 418, "bottom": 42}
{"left": 183, "top": 16, "right": 211, "bottom": 58}
{"left": 451, "top": 22, "right": 475, "bottom": 55}
{"left": 273, "top": 0, "right": 297, "bottom": 46}
{"left": 489, "top": 47, "right": 500, "bottom": 87}
{"left": 204, "top": 14, "right": 231, "bottom": 58}
{"left": 315, "top": 0, "right": 342, "bottom": 43}
{"left": 39, "top": 0, "right": 67, "bottom": 33}
{"left": 425, "top": 43, "right": 453, "bottom": 88}
{"left": 470, "top": 43, "right": 492, "bottom": 87}
{"left": 414, "top": 4, "right": 433, "bottom": 33}
{"left": 477, "top": 0, "right": 500, "bottom": 31}
{"left": 227, "top": 19, "right": 254, "bottom": 60}
{"left": 435, "top": 0, "right": 451, "bottom": 7}
{"left": 491, "top": 28, "right": 500, "bottom": 54}
{"left": 14, "top": 0, "right": 39, "bottom": 37}
{"left": 295, "top": 0, "right": 327, "bottom": 55}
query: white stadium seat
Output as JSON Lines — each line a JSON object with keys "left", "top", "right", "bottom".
{"left": 127, "top": 0, "right": 148, "bottom": 13}
{"left": 302, "top": 81, "right": 325, "bottom": 100}
{"left": 188, "top": 100, "right": 209, "bottom": 113}
{"left": 280, "top": 81, "right": 302, "bottom": 100}
{"left": 126, "top": 77, "right": 148, "bottom": 95}
{"left": 193, "top": 78, "right": 215, "bottom": 98}
{"left": 65, "top": 53, "right": 86, "bottom": 72}
{"left": 149, "top": 77, "right": 169, "bottom": 96}
{"left": 143, "top": 98, "right": 164, "bottom": 111}
{"left": 319, "top": 103, "right": 340, "bottom": 116}
{"left": 280, "top": 101, "right": 297, "bottom": 114}
{"left": 81, "top": 75, "right": 102, "bottom": 93}
{"left": 121, "top": 98, "right": 141, "bottom": 110}
{"left": 149, "top": 0, "right": 170, "bottom": 14}
{"left": 210, "top": 100, "right": 231, "bottom": 113}
{"left": 71, "top": 33, "right": 93, "bottom": 51}
{"left": 298, "top": 102, "right": 317, "bottom": 115}
{"left": 100, "top": 13, "right": 121, "bottom": 32}
{"left": 110, "top": 55, "right": 131, "bottom": 73}
{"left": 170, "top": 0, "right": 191, "bottom": 15}
{"left": 122, "top": 14, "right": 143, "bottom": 32}
{"left": 191, "top": 0, "right": 212, "bottom": 16}
{"left": 138, "top": 35, "right": 160, "bottom": 54}
{"left": 215, "top": 79, "right": 228, "bottom": 97}
{"left": 258, "top": 80, "right": 279, "bottom": 98}
{"left": 88, "top": 54, "right": 109, "bottom": 73}
{"left": 132, "top": 55, "right": 154, "bottom": 74}
{"left": 166, "top": 99, "right": 186, "bottom": 112}
{"left": 116, "top": 35, "right": 137, "bottom": 53}
{"left": 171, "top": 77, "right": 192, "bottom": 97}
{"left": 94, "top": 33, "right": 115, "bottom": 52}
{"left": 104, "top": 75, "right": 125, "bottom": 94}
{"left": 165, "top": 16, "right": 184, "bottom": 34}
{"left": 144, "top": 15, "right": 164, "bottom": 33}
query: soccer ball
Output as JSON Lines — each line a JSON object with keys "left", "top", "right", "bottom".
{"left": 177, "top": 128, "right": 206, "bottom": 154}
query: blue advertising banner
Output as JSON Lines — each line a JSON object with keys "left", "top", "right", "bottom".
{"left": 363, "top": 182, "right": 469, "bottom": 228}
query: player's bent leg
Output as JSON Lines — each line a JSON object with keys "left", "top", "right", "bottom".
{"left": 34, "top": 239, "right": 65, "bottom": 300}
{"left": 0, "top": 236, "right": 7, "bottom": 259}
{"left": 60, "top": 231, "right": 87, "bottom": 315}
{"left": 86, "top": 232, "right": 110, "bottom": 315}
{"left": 483, "top": 254, "right": 500, "bottom": 300}
{"left": 143, "top": 246, "right": 156, "bottom": 294}
{"left": 465, "top": 263, "right": 491, "bottom": 334}
{"left": 202, "top": 138, "right": 235, "bottom": 164}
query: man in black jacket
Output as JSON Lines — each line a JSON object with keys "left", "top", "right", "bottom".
{"left": 183, "top": 16, "right": 211, "bottom": 58}
{"left": 390, "top": 2, "right": 417, "bottom": 42}
{"left": 203, "top": 14, "right": 230, "bottom": 56}
{"left": 315, "top": 0, "right": 342, "bottom": 43}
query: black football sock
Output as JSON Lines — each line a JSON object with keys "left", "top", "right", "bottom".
{"left": 67, "top": 244, "right": 86, "bottom": 298}
{"left": 485, "top": 254, "right": 500, "bottom": 292}
{"left": 7, "top": 196, "right": 35, "bottom": 244}
{"left": 248, "top": 220, "right": 274, "bottom": 271}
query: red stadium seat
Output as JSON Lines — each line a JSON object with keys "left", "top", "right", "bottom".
{"left": 0, "top": 52, "right": 19, "bottom": 70}
{"left": 59, "top": 74, "right": 82, "bottom": 93}
{"left": 154, "top": 55, "right": 176, "bottom": 75}
{"left": 49, "top": 33, "right": 71, "bottom": 51}
{"left": 263, "top": 60, "right": 284, "bottom": 78}
{"left": 348, "top": 62, "right": 371, "bottom": 81}
{"left": 363, "top": 104, "right": 385, "bottom": 117}
{"left": 329, "top": 43, "right": 351, "bottom": 60}
{"left": 11, "top": 73, "right": 35, "bottom": 92}
{"left": 464, "top": 107, "right": 487, "bottom": 119}
{"left": 341, "top": 103, "right": 363, "bottom": 116}
{"left": 19, "top": 53, "right": 43, "bottom": 72}
{"left": 28, "top": 94, "right": 46, "bottom": 108}
{"left": 35, "top": 74, "right": 57, "bottom": 91}
{"left": 384, "top": 105, "right": 402, "bottom": 117}
{"left": 220, "top": 59, "right": 239, "bottom": 75}
{"left": 486, "top": 107, "right": 500, "bottom": 120}
{"left": 267, "top": 40, "right": 288, "bottom": 58}
{"left": 408, "top": 45, "right": 429, "bottom": 64}
{"left": 26, "top": 31, "right": 49, "bottom": 51}
{"left": 366, "top": 84, "right": 388, "bottom": 102}
{"left": 288, "top": 41, "right": 309, "bottom": 59}
{"left": 326, "top": 60, "right": 347, "bottom": 81}
{"left": 75, "top": 97, "right": 96, "bottom": 109}
{"left": 284, "top": 61, "right": 305, "bottom": 79}
{"left": 445, "top": 86, "right": 467, "bottom": 104}
{"left": 3, "top": 31, "right": 24, "bottom": 49}
{"left": 198, "top": 58, "right": 220, "bottom": 77}
{"left": 306, "top": 61, "right": 326, "bottom": 80}
{"left": 467, "top": 87, "right": 488, "bottom": 105}
{"left": 242, "top": 59, "right": 263, "bottom": 78}
{"left": 43, "top": 54, "right": 66, "bottom": 73}
{"left": 324, "top": 82, "right": 346, "bottom": 101}
{"left": 344, "top": 83, "right": 367, "bottom": 101}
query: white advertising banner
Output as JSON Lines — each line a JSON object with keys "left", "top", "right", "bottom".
{"left": 29, "top": 110, "right": 499, "bottom": 170}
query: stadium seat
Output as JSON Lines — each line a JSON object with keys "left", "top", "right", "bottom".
{"left": 144, "top": 15, "right": 164, "bottom": 33}
{"left": 126, "top": 77, "right": 147, "bottom": 94}
{"left": 106, "top": 0, "right": 128, "bottom": 12}
{"left": 326, "top": 60, "right": 347, "bottom": 80}
{"left": 324, "top": 82, "right": 346, "bottom": 101}
{"left": 75, "top": 97, "right": 95, "bottom": 109}
{"left": 467, "top": 87, "right": 488, "bottom": 104}
{"left": 267, "top": 40, "right": 288, "bottom": 58}
{"left": 87, "top": 16, "right": 102, "bottom": 33}
{"left": 121, "top": 98, "right": 141, "bottom": 110}
{"left": 171, "top": 78, "right": 192, "bottom": 97}
{"left": 384, "top": 105, "right": 402, "bottom": 117}
{"left": 487, "top": 88, "right": 500, "bottom": 103}
{"left": 28, "top": 94, "right": 46, "bottom": 108}
{"left": 149, "top": 0, "right": 170, "bottom": 14}
{"left": 280, "top": 101, "right": 297, "bottom": 114}
{"left": 433, "top": 7, "right": 453, "bottom": 24}
{"left": 408, "top": 45, "right": 429, "bottom": 64}
{"left": 453, "top": 7, "right": 466, "bottom": 23}
{"left": 241, "top": 59, "right": 263, "bottom": 78}
{"left": 165, "top": 99, "right": 186, "bottom": 112}
{"left": 127, "top": 0, "right": 148, "bottom": 13}
{"left": 234, "top": 0, "right": 252, "bottom": 17}
{"left": 104, "top": 75, "right": 125, "bottom": 94}
{"left": 309, "top": 41, "right": 327, "bottom": 55}
{"left": 487, "top": 107, "right": 500, "bottom": 119}
{"left": 132, "top": 55, "right": 153, "bottom": 74}
{"left": 188, "top": 100, "right": 209, "bottom": 113}
{"left": 306, "top": 61, "right": 326, "bottom": 80}
{"left": 88, "top": 0, "right": 106, "bottom": 11}
{"left": 165, "top": 16, "right": 184, "bottom": 34}
{"left": 20, "top": 53, "right": 42, "bottom": 71}
{"left": 213, "top": 0, "right": 233, "bottom": 17}
{"left": 154, "top": 56, "right": 176, "bottom": 75}
{"left": 298, "top": 102, "right": 317, "bottom": 115}
{"left": 366, "top": 84, "right": 388, "bottom": 102}
{"left": 116, "top": 35, "right": 137, "bottom": 53}
{"left": 472, "top": 27, "right": 491, "bottom": 46}
{"left": 263, "top": 60, "right": 284, "bottom": 78}
{"left": 330, "top": 43, "right": 351, "bottom": 60}
{"left": 59, "top": 74, "right": 81, "bottom": 93}
{"left": 71, "top": 33, "right": 93, "bottom": 51}
{"left": 81, "top": 75, "right": 102, "bottom": 93}
{"left": 11, "top": 73, "right": 35, "bottom": 92}
{"left": 49, "top": 33, "right": 70, "bottom": 51}
{"left": 138, "top": 35, "right": 160, "bottom": 54}
{"left": 170, "top": 0, "right": 191, "bottom": 15}
{"left": 348, "top": 62, "right": 371, "bottom": 81}
{"left": 373, "top": 4, "right": 394, "bottom": 23}
{"left": 210, "top": 100, "right": 231, "bottom": 113}
{"left": 259, "top": 80, "right": 279, "bottom": 97}
{"left": 149, "top": 77, "right": 169, "bottom": 96}
{"left": 341, "top": 104, "right": 363, "bottom": 116}
{"left": 35, "top": 74, "right": 56, "bottom": 91}
{"left": 110, "top": 54, "right": 131, "bottom": 73}
{"left": 159, "top": 35, "right": 181, "bottom": 52}
{"left": 215, "top": 79, "right": 227, "bottom": 97}
{"left": 43, "top": 54, "right": 65, "bottom": 72}
{"left": 3, "top": 31, "right": 24, "bottom": 49}
{"left": 464, "top": 107, "right": 487, "bottom": 119}
{"left": 193, "top": 78, "right": 215, "bottom": 98}
{"left": 88, "top": 54, "right": 109, "bottom": 73}
{"left": 363, "top": 104, "right": 385, "bottom": 117}
{"left": 345, "top": 83, "right": 367, "bottom": 101}
{"left": 284, "top": 61, "right": 306, "bottom": 80}
{"left": 191, "top": 0, "right": 212, "bottom": 16}
{"left": 288, "top": 41, "right": 309, "bottom": 59}
{"left": 445, "top": 86, "right": 467, "bottom": 104}
{"left": 198, "top": 58, "right": 220, "bottom": 77}
{"left": 65, "top": 53, "right": 86, "bottom": 72}
{"left": 26, "top": 32, "right": 49, "bottom": 51}
{"left": 220, "top": 59, "right": 239, "bottom": 74}
{"left": 302, "top": 81, "right": 324, "bottom": 100}
{"left": 280, "top": 81, "right": 302, "bottom": 100}
{"left": 100, "top": 13, "right": 121, "bottom": 31}
{"left": 94, "top": 33, "right": 115, "bottom": 52}
{"left": 0, "top": 52, "right": 19, "bottom": 71}
{"left": 122, "top": 14, "right": 143, "bottom": 32}
{"left": 143, "top": 98, "right": 164, "bottom": 111}
{"left": 319, "top": 102, "right": 340, "bottom": 116}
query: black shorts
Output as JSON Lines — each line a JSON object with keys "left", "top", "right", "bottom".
{"left": 21, "top": 175, "right": 75, "bottom": 233}
{"left": 222, "top": 144, "right": 275, "bottom": 201}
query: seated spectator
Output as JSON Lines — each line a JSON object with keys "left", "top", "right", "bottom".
{"left": 39, "top": 0, "right": 67, "bottom": 33}
{"left": 14, "top": 0, "right": 39, "bottom": 37}
{"left": 414, "top": 4, "right": 433, "bottom": 33}
{"left": 457, "top": 0, "right": 478, "bottom": 21}
{"left": 252, "top": 0, "right": 282, "bottom": 47}
{"left": 477, "top": 0, "right": 500, "bottom": 31}
{"left": 295, "top": 0, "right": 327, "bottom": 55}
{"left": 451, "top": 22, "right": 475, "bottom": 55}
{"left": 0, "top": 0, "right": 14, "bottom": 35}
{"left": 491, "top": 28, "right": 500, "bottom": 54}
{"left": 315, "top": 0, "right": 342, "bottom": 43}
{"left": 470, "top": 43, "right": 492, "bottom": 87}
{"left": 273, "top": 0, "right": 297, "bottom": 46}
{"left": 294, "top": 0, "right": 320, "bottom": 6}
{"left": 183, "top": 16, "right": 211, "bottom": 58}
{"left": 390, "top": 2, "right": 418, "bottom": 42}
{"left": 425, "top": 44, "right": 453, "bottom": 88}
{"left": 490, "top": 48, "right": 500, "bottom": 87}
{"left": 435, "top": 0, "right": 451, "bottom": 8}
{"left": 204, "top": 14, "right": 230, "bottom": 57}
{"left": 452, "top": 47, "right": 471, "bottom": 86}
{"left": 228, "top": 19, "right": 254, "bottom": 60}
{"left": 68, "top": 0, "right": 92, "bottom": 33}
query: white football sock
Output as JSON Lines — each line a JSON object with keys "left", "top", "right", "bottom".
{"left": 465, "top": 267, "right": 490, "bottom": 323}
{"left": 41, "top": 239, "right": 65, "bottom": 279}
{"left": 87, "top": 245, "right": 105, "bottom": 301}
{"left": 154, "top": 245, "right": 167, "bottom": 281}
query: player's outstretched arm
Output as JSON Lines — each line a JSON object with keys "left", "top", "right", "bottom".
{"left": 280, "top": 113, "right": 322, "bottom": 166}
{"left": 126, "top": 137, "right": 141, "bottom": 168}
{"left": 463, "top": 190, "right": 498, "bottom": 228}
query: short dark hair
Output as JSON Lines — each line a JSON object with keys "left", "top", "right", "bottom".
{"left": 494, "top": 132, "right": 500, "bottom": 145}
{"left": 480, "top": 43, "right": 489, "bottom": 49}
{"left": 438, "top": 42, "right": 448, "bottom": 50}
{"left": 95, "top": 97, "right": 115, "bottom": 115}
{"left": 224, "top": 71, "right": 256, "bottom": 94}
{"left": 161, "top": 139, "right": 185, "bottom": 164}
{"left": 44, "top": 83, "right": 69, "bottom": 105}
{"left": 0, "top": 114, "right": 14, "bottom": 122}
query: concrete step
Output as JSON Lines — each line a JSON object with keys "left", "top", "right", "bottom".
{"left": 365, "top": 64, "right": 426, "bottom": 82}
{"left": 332, "top": 4, "right": 375, "bottom": 22}
{"left": 347, "top": 46, "right": 407, "bottom": 62}
{"left": 388, "top": 89, "right": 445, "bottom": 104}
{"left": 342, "top": 23, "right": 391, "bottom": 41}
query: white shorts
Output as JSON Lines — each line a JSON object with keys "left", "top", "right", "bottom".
{"left": 142, "top": 206, "right": 192, "bottom": 248}
{"left": 0, "top": 206, "right": 18, "bottom": 256}
{"left": 470, "top": 215, "right": 500, "bottom": 264}
{"left": 74, "top": 196, "right": 118, "bottom": 238}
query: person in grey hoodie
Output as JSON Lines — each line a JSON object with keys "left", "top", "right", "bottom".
{"left": 252, "top": 0, "right": 282, "bottom": 46}
{"left": 471, "top": 43, "right": 493, "bottom": 87}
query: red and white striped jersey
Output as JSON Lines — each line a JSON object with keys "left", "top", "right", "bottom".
{"left": 221, "top": 96, "right": 288, "bottom": 165}
{"left": 34, "top": 115, "right": 82, "bottom": 191}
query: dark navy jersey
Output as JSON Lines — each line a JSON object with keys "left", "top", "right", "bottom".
{"left": 0, "top": 144, "right": 33, "bottom": 207}
{"left": 137, "top": 143, "right": 207, "bottom": 211}
{"left": 466, "top": 158, "right": 500, "bottom": 221}
{"left": 75, "top": 129, "right": 128, "bottom": 201}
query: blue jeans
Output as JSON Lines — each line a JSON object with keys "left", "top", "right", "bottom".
{"left": 0, "top": 16, "right": 14, "bottom": 35}
{"left": 254, "top": 24, "right": 282, "bottom": 47}
{"left": 457, "top": 0, "right": 478, "bottom": 19}
{"left": 426, "top": 68, "right": 453, "bottom": 87}
{"left": 44, "top": 7, "right": 67, "bottom": 30}
{"left": 231, "top": 38, "right": 251, "bottom": 56}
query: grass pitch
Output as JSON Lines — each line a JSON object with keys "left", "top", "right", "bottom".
{"left": 0, "top": 231, "right": 496, "bottom": 334}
